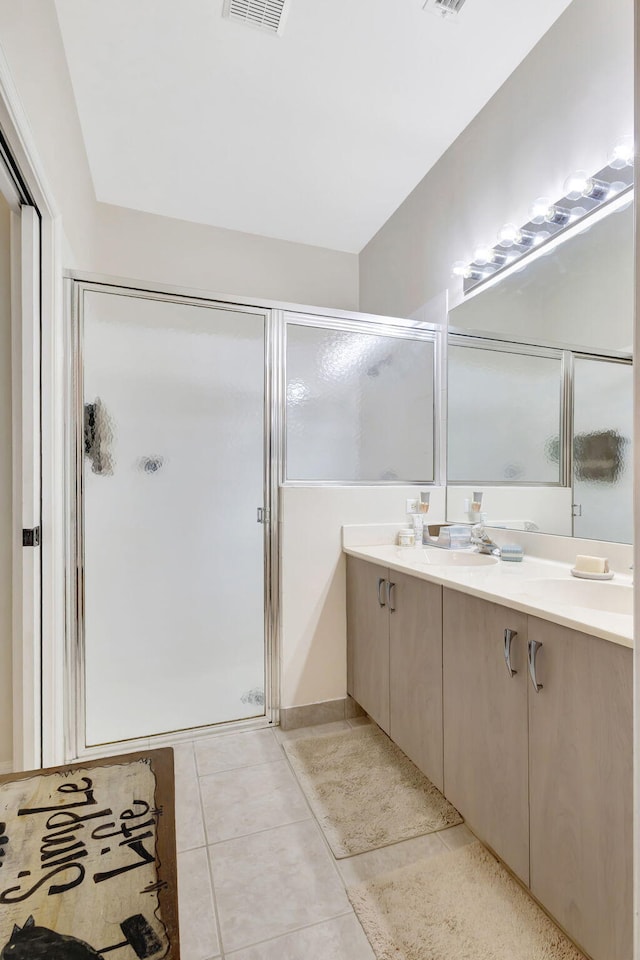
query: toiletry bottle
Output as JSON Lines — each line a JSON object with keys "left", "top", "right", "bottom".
{"left": 411, "top": 512, "right": 423, "bottom": 543}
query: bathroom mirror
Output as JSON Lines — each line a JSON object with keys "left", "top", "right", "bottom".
{"left": 446, "top": 199, "right": 633, "bottom": 543}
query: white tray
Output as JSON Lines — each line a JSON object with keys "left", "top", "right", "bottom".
{"left": 570, "top": 567, "right": 614, "bottom": 581}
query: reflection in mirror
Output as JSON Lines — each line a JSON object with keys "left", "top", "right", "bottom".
{"left": 449, "top": 200, "right": 633, "bottom": 354}
{"left": 447, "top": 342, "right": 563, "bottom": 484}
{"left": 446, "top": 198, "right": 632, "bottom": 543}
{"left": 572, "top": 357, "right": 632, "bottom": 543}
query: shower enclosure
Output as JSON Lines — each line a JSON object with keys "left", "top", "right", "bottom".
{"left": 70, "top": 284, "right": 273, "bottom": 750}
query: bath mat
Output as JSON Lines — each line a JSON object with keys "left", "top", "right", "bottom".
{"left": 348, "top": 840, "right": 586, "bottom": 960}
{"left": 283, "top": 725, "right": 461, "bottom": 858}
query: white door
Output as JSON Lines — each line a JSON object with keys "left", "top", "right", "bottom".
{"left": 77, "top": 288, "right": 268, "bottom": 747}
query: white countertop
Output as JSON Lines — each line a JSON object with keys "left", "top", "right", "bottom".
{"left": 343, "top": 543, "right": 633, "bottom": 649}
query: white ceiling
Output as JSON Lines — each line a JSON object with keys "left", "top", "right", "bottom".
{"left": 54, "top": 0, "right": 574, "bottom": 253}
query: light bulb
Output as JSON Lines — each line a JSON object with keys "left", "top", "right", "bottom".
{"left": 608, "top": 136, "right": 634, "bottom": 170}
{"left": 564, "top": 171, "right": 590, "bottom": 201}
{"left": 529, "top": 198, "right": 553, "bottom": 224}
{"left": 544, "top": 204, "right": 573, "bottom": 226}
{"left": 581, "top": 178, "right": 610, "bottom": 201}
{"left": 497, "top": 223, "right": 521, "bottom": 247}
{"left": 473, "top": 245, "right": 492, "bottom": 265}
{"left": 452, "top": 260, "right": 470, "bottom": 278}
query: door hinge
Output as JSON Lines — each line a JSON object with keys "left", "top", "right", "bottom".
{"left": 572, "top": 503, "right": 582, "bottom": 518}
{"left": 22, "top": 526, "right": 41, "bottom": 547}
{"left": 257, "top": 508, "right": 271, "bottom": 524}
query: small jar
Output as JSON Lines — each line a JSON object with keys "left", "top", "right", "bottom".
{"left": 397, "top": 528, "right": 415, "bottom": 547}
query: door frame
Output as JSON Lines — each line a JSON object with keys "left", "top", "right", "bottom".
{"left": 66, "top": 279, "right": 281, "bottom": 758}
{"left": 0, "top": 46, "right": 64, "bottom": 770}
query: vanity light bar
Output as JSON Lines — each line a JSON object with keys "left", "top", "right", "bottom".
{"left": 459, "top": 187, "right": 634, "bottom": 303}
{"left": 453, "top": 141, "right": 634, "bottom": 293}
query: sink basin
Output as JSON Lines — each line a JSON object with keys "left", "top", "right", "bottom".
{"left": 512, "top": 578, "right": 633, "bottom": 615}
{"left": 415, "top": 549, "right": 498, "bottom": 568}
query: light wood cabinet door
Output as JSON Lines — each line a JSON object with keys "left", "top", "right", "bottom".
{"left": 528, "top": 618, "right": 632, "bottom": 960}
{"left": 346, "top": 556, "right": 390, "bottom": 733}
{"left": 389, "top": 572, "right": 443, "bottom": 790}
{"left": 443, "top": 589, "right": 529, "bottom": 883}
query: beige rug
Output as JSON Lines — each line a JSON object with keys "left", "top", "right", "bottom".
{"left": 283, "top": 725, "right": 461, "bottom": 858}
{"left": 348, "top": 841, "right": 586, "bottom": 960}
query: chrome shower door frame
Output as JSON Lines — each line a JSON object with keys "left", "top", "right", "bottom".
{"left": 65, "top": 280, "right": 281, "bottom": 760}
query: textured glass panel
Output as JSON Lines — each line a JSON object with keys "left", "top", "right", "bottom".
{"left": 448, "top": 345, "right": 562, "bottom": 483}
{"left": 572, "top": 358, "right": 632, "bottom": 543}
{"left": 286, "top": 325, "right": 435, "bottom": 481}
{"left": 82, "top": 291, "right": 265, "bottom": 745}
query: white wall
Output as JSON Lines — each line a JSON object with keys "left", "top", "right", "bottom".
{"left": 0, "top": 1, "right": 359, "bottom": 310}
{"left": 359, "top": 0, "right": 634, "bottom": 321}
{"left": 0, "top": 192, "right": 13, "bottom": 765}
{"left": 280, "top": 485, "right": 446, "bottom": 708}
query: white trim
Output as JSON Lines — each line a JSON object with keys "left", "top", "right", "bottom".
{"left": 0, "top": 162, "right": 21, "bottom": 212}
{"left": 41, "top": 215, "right": 66, "bottom": 767}
{"left": 12, "top": 205, "right": 41, "bottom": 771}
{"left": 64, "top": 269, "right": 422, "bottom": 330}
{"left": 10, "top": 210, "right": 22, "bottom": 767}
{"left": 0, "top": 42, "right": 63, "bottom": 768}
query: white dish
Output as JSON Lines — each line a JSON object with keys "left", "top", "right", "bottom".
{"left": 570, "top": 568, "right": 614, "bottom": 581}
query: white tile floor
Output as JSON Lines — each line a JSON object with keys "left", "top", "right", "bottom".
{"left": 173, "top": 717, "right": 475, "bottom": 960}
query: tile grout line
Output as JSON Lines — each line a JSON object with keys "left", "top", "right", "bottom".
{"left": 203, "top": 812, "right": 314, "bottom": 848}
{"left": 222, "top": 909, "right": 356, "bottom": 957}
{"left": 196, "top": 754, "right": 297, "bottom": 783}
{"left": 189, "top": 738, "right": 227, "bottom": 960}
{"left": 193, "top": 729, "right": 282, "bottom": 779}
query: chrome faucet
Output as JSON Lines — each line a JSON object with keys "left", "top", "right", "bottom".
{"left": 471, "top": 523, "right": 500, "bottom": 556}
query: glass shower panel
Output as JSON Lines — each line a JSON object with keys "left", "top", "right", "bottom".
{"left": 572, "top": 358, "right": 632, "bottom": 543}
{"left": 448, "top": 344, "right": 562, "bottom": 483}
{"left": 82, "top": 291, "right": 266, "bottom": 745}
{"left": 286, "top": 325, "right": 435, "bottom": 481}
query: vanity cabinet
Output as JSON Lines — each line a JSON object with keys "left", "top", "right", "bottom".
{"left": 527, "top": 617, "right": 632, "bottom": 960}
{"left": 346, "top": 558, "right": 390, "bottom": 733}
{"left": 346, "top": 556, "right": 443, "bottom": 789}
{"left": 346, "top": 556, "right": 632, "bottom": 960}
{"left": 442, "top": 589, "right": 530, "bottom": 884}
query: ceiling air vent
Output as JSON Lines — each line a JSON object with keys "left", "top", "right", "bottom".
{"left": 222, "top": 0, "right": 291, "bottom": 35}
{"left": 423, "top": 0, "right": 467, "bottom": 17}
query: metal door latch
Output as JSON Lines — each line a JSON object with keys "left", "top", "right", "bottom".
{"left": 22, "top": 526, "right": 40, "bottom": 547}
{"left": 257, "top": 508, "right": 271, "bottom": 524}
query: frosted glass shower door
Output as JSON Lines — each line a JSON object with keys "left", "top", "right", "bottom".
{"left": 572, "top": 357, "right": 632, "bottom": 543}
{"left": 81, "top": 291, "right": 266, "bottom": 745}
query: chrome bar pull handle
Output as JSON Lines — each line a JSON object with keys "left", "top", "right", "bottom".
{"left": 386, "top": 580, "right": 396, "bottom": 612}
{"left": 528, "top": 638, "right": 543, "bottom": 693}
{"left": 377, "top": 577, "right": 386, "bottom": 607}
{"left": 503, "top": 629, "right": 517, "bottom": 677}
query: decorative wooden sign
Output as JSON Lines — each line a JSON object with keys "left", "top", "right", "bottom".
{"left": 0, "top": 749, "right": 179, "bottom": 960}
